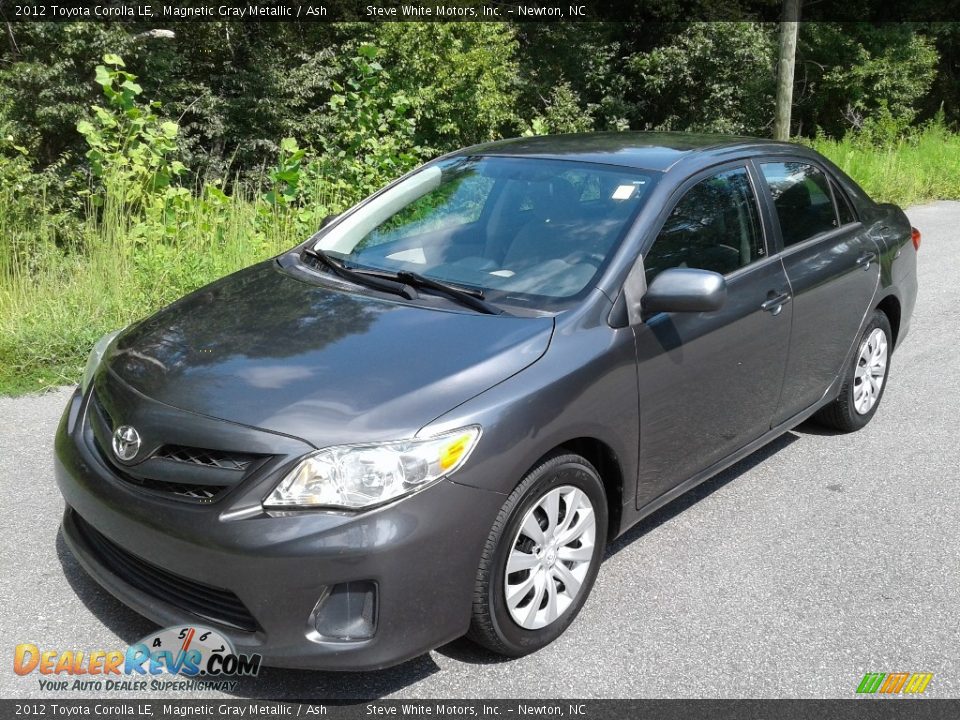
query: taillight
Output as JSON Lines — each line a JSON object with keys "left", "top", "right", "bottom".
{"left": 911, "top": 227, "right": 921, "bottom": 251}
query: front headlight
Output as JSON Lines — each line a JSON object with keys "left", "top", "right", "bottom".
{"left": 80, "top": 329, "right": 121, "bottom": 395}
{"left": 264, "top": 426, "right": 481, "bottom": 510}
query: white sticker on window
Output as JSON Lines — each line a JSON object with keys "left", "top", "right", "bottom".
{"left": 612, "top": 184, "right": 636, "bottom": 200}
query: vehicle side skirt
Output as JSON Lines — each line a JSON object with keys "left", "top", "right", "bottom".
{"left": 617, "top": 374, "right": 843, "bottom": 539}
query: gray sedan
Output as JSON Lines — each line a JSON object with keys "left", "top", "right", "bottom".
{"left": 55, "top": 133, "right": 918, "bottom": 669}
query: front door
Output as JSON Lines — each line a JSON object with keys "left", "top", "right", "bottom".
{"left": 634, "top": 165, "right": 792, "bottom": 508}
{"left": 755, "top": 160, "right": 881, "bottom": 424}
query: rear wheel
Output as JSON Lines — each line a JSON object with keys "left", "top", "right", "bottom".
{"left": 814, "top": 310, "right": 892, "bottom": 432}
{"left": 467, "top": 453, "right": 607, "bottom": 656}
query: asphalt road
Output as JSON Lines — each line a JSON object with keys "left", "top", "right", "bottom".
{"left": 2, "top": 202, "right": 957, "bottom": 700}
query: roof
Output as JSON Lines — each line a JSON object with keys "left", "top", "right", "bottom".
{"left": 457, "top": 132, "right": 798, "bottom": 173}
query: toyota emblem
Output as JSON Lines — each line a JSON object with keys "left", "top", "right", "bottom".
{"left": 112, "top": 425, "right": 141, "bottom": 462}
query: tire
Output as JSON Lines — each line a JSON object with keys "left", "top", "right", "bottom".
{"left": 467, "top": 452, "right": 608, "bottom": 657}
{"left": 814, "top": 309, "right": 892, "bottom": 432}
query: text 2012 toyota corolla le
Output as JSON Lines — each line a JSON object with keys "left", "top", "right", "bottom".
{"left": 55, "top": 133, "right": 919, "bottom": 670}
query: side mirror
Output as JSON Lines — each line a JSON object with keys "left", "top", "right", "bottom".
{"left": 319, "top": 213, "right": 339, "bottom": 229}
{"left": 642, "top": 268, "right": 727, "bottom": 315}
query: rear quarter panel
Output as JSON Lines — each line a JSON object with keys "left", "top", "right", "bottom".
{"left": 816, "top": 151, "right": 918, "bottom": 347}
{"left": 873, "top": 203, "right": 918, "bottom": 346}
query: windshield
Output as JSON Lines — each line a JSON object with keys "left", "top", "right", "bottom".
{"left": 314, "top": 156, "right": 658, "bottom": 310}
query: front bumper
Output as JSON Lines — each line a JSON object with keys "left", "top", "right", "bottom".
{"left": 55, "top": 386, "right": 505, "bottom": 671}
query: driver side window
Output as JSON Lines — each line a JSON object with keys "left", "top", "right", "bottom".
{"left": 644, "top": 167, "right": 764, "bottom": 283}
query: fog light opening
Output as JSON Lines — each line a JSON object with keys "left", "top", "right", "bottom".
{"left": 309, "top": 581, "right": 377, "bottom": 642}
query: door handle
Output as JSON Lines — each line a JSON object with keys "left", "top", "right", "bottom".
{"left": 856, "top": 251, "right": 877, "bottom": 270}
{"left": 761, "top": 292, "right": 792, "bottom": 314}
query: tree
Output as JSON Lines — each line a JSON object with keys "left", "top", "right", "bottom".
{"left": 625, "top": 23, "right": 777, "bottom": 135}
{"left": 373, "top": 23, "right": 522, "bottom": 152}
{"left": 773, "top": 0, "right": 801, "bottom": 140}
{"left": 793, "top": 23, "right": 939, "bottom": 137}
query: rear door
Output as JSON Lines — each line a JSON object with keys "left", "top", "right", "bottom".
{"left": 633, "top": 164, "right": 792, "bottom": 507}
{"left": 755, "top": 159, "right": 881, "bottom": 425}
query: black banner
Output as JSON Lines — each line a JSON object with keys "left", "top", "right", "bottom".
{"left": 2, "top": 700, "right": 959, "bottom": 720}
{"left": 1, "top": 0, "right": 960, "bottom": 23}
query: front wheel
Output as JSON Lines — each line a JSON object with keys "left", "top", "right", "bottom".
{"left": 814, "top": 309, "right": 892, "bottom": 432}
{"left": 467, "top": 453, "right": 607, "bottom": 657}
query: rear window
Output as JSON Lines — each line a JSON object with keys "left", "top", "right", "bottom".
{"left": 760, "top": 162, "right": 838, "bottom": 247}
{"left": 832, "top": 181, "right": 857, "bottom": 225}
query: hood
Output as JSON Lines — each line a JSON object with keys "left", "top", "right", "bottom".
{"left": 105, "top": 260, "right": 553, "bottom": 447}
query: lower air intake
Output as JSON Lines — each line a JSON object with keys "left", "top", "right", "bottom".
{"left": 311, "top": 581, "right": 378, "bottom": 641}
{"left": 70, "top": 509, "right": 259, "bottom": 632}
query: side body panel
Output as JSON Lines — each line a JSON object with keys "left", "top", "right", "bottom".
{"left": 746, "top": 155, "right": 883, "bottom": 424}
{"left": 772, "top": 226, "right": 880, "bottom": 423}
{"left": 633, "top": 257, "right": 792, "bottom": 506}
{"left": 624, "top": 160, "right": 793, "bottom": 508}
{"left": 419, "top": 290, "right": 641, "bottom": 520}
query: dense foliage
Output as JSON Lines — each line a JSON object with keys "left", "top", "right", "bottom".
{"left": 2, "top": 22, "right": 954, "bottom": 178}
{"left": 0, "top": 21, "right": 958, "bottom": 394}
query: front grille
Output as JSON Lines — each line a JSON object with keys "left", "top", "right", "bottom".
{"left": 86, "top": 390, "right": 264, "bottom": 504}
{"left": 90, "top": 391, "right": 114, "bottom": 428}
{"left": 155, "top": 445, "right": 257, "bottom": 472}
{"left": 88, "top": 432, "right": 229, "bottom": 504}
{"left": 71, "top": 510, "right": 258, "bottom": 632}
{"left": 114, "top": 474, "right": 228, "bottom": 502}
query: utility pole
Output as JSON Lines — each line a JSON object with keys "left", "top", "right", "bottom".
{"left": 773, "top": 0, "right": 801, "bottom": 141}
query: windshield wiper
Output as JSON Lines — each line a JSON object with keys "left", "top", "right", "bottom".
{"left": 304, "top": 249, "right": 505, "bottom": 315}
{"left": 395, "top": 270, "right": 506, "bottom": 316}
{"left": 303, "top": 248, "right": 417, "bottom": 300}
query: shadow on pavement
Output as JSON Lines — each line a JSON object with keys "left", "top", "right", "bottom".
{"left": 433, "top": 636, "right": 513, "bottom": 666}
{"left": 790, "top": 418, "right": 843, "bottom": 437}
{"left": 606, "top": 430, "right": 800, "bottom": 558}
{"left": 55, "top": 531, "right": 156, "bottom": 643}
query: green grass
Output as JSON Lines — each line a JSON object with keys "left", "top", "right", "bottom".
{"left": 2, "top": 126, "right": 960, "bottom": 396}
{"left": 0, "top": 185, "right": 308, "bottom": 394}
{"left": 811, "top": 124, "right": 960, "bottom": 207}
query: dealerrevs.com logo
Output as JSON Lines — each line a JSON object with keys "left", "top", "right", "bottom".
{"left": 14, "top": 626, "right": 261, "bottom": 692}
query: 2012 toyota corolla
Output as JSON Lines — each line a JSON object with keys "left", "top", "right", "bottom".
{"left": 55, "top": 133, "right": 919, "bottom": 669}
